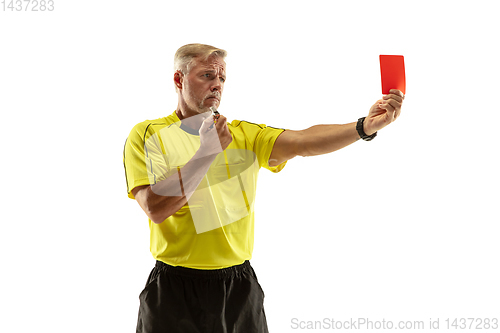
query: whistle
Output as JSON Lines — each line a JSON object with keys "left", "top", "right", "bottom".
{"left": 209, "top": 107, "right": 220, "bottom": 129}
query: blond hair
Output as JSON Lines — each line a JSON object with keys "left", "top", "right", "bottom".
{"left": 174, "top": 43, "right": 227, "bottom": 75}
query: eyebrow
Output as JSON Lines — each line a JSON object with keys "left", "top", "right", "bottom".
{"left": 203, "top": 69, "right": 224, "bottom": 74}
{"left": 201, "top": 69, "right": 226, "bottom": 78}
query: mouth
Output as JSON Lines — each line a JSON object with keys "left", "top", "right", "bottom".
{"left": 206, "top": 96, "right": 220, "bottom": 102}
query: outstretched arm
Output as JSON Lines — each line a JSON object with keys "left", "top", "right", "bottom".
{"left": 269, "top": 89, "right": 404, "bottom": 166}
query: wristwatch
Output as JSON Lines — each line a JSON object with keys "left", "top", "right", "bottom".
{"left": 356, "top": 117, "right": 377, "bottom": 141}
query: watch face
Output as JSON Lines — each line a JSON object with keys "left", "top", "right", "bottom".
{"left": 364, "top": 133, "right": 377, "bottom": 141}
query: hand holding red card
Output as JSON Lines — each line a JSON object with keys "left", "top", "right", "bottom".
{"left": 362, "top": 56, "right": 406, "bottom": 136}
{"left": 380, "top": 55, "right": 405, "bottom": 95}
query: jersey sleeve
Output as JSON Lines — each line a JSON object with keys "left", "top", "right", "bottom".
{"left": 254, "top": 126, "right": 287, "bottom": 173}
{"left": 123, "top": 123, "right": 169, "bottom": 199}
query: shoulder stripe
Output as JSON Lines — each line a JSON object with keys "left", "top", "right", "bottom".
{"left": 123, "top": 138, "right": 130, "bottom": 194}
{"left": 234, "top": 120, "right": 264, "bottom": 129}
{"left": 142, "top": 122, "right": 165, "bottom": 158}
{"left": 234, "top": 120, "right": 285, "bottom": 131}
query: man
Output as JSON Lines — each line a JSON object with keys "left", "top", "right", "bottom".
{"left": 123, "top": 43, "right": 404, "bottom": 332}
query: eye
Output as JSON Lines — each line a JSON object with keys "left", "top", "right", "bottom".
{"left": 220, "top": 77, "right": 225, "bottom": 83}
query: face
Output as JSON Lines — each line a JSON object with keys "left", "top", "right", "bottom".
{"left": 177, "top": 55, "right": 226, "bottom": 115}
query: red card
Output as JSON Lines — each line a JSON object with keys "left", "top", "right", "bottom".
{"left": 380, "top": 55, "right": 405, "bottom": 95}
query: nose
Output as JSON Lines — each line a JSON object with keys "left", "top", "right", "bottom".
{"left": 211, "top": 78, "right": 223, "bottom": 92}
{"left": 211, "top": 83, "right": 221, "bottom": 93}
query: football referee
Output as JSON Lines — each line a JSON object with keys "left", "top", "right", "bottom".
{"left": 123, "top": 43, "right": 404, "bottom": 332}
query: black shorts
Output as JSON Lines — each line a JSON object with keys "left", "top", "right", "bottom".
{"left": 136, "top": 260, "right": 268, "bottom": 333}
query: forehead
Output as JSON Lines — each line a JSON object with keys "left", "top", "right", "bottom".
{"left": 192, "top": 55, "right": 226, "bottom": 73}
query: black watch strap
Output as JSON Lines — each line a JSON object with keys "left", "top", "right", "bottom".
{"left": 356, "top": 117, "right": 377, "bottom": 141}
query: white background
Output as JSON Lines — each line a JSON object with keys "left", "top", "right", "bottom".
{"left": 1, "top": 0, "right": 499, "bottom": 332}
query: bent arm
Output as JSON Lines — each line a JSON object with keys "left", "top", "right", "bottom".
{"left": 132, "top": 113, "right": 233, "bottom": 224}
{"left": 132, "top": 149, "right": 217, "bottom": 224}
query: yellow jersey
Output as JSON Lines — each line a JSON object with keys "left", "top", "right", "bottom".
{"left": 123, "top": 111, "right": 287, "bottom": 269}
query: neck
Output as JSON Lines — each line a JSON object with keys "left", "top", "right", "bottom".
{"left": 175, "top": 105, "right": 210, "bottom": 132}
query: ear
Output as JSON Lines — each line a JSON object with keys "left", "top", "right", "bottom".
{"left": 174, "top": 71, "right": 183, "bottom": 90}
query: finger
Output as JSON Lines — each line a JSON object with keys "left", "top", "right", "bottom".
{"left": 395, "top": 100, "right": 403, "bottom": 119}
{"left": 379, "top": 101, "right": 396, "bottom": 113}
{"left": 374, "top": 99, "right": 384, "bottom": 108}
{"left": 389, "top": 89, "right": 405, "bottom": 100}
{"left": 210, "top": 113, "right": 220, "bottom": 129}
{"left": 386, "top": 97, "right": 403, "bottom": 120}
{"left": 395, "top": 106, "right": 402, "bottom": 120}
{"left": 216, "top": 115, "right": 227, "bottom": 125}
{"left": 383, "top": 94, "right": 403, "bottom": 103}
{"left": 215, "top": 115, "right": 228, "bottom": 130}
{"left": 385, "top": 98, "right": 401, "bottom": 110}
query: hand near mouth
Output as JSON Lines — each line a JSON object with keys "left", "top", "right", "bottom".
{"left": 200, "top": 111, "right": 232, "bottom": 155}
{"left": 209, "top": 107, "right": 220, "bottom": 129}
